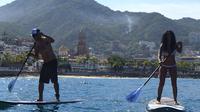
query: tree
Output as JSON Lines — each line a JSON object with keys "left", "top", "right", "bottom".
{"left": 88, "top": 56, "right": 98, "bottom": 64}
{"left": 1, "top": 52, "right": 15, "bottom": 66}
{"left": 75, "top": 56, "right": 87, "bottom": 64}
{"left": 177, "top": 61, "right": 192, "bottom": 72}
{"left": 15, "top": 52, "right": 27, "bottom": 63}
{"left": 107, "top": 55, "right": 125, "bottom": 72}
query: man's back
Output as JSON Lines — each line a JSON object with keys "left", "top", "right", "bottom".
{"left": 35, "top": 38, "right": 56, "bottom": 62}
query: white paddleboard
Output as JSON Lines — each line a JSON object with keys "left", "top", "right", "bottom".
{"left": 0, "top": 99, "right": 82, "bottom": 105}
{"left": 146, "top": 97, "right": 185, "bottom": 112}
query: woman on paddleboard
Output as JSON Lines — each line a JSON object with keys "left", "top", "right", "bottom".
{"left": 157, "top": 30, "right": 182, "bottom": 105}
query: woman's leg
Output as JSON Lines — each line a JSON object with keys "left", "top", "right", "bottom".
{"left": 157, "top": 67, "right": 167, "bottom": 103}
{"left": 169, "top": 67, "right": 178, "bottom": 104}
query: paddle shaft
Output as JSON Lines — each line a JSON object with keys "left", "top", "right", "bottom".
{"left": 142, "top": 65, "right": 161, "bottom": 87}
{"left": 140, "top": 55, "right": 171, "bottom": 89}
{"left": 14, "top": 44, "right": 35, "bottom": 79}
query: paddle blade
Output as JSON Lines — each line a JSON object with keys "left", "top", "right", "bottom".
{"left": 126, "top": 87, "right": 142, "bottom": 102}
{"left": 8, "top": 79, "right": 16, "bottom": 92}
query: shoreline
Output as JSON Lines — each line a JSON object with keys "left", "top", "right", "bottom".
{"left": 0, "top": 72, "right": 200, "bottom": 79}
{"left": 0, "top": 70, "right": 199, "bottom": 79}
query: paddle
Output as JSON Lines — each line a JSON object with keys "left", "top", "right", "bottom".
{"left": 8, "top": 45, "right": 35, "bottom": 92}
{"left": 126, "top": 57, "right": 169, "bottom": 102}
{"left": 126, "top": 40, "right": 182, "bottom": 102}
{"left": 126, "top": 65, "right": 161, "bottom": 102}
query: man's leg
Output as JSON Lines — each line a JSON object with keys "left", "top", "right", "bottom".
{"left": 54, "top": 82, "right": 60, "bottom": 101}
{"left": 52, "top": 59, "right": 60, "bottom": 101}
{"left": 38, "top": 82, "right": 44, "bottom": 101}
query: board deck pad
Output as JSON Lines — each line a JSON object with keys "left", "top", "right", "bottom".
{"left": 146, "top": 97, "right": 185, "bottom": 112}
{"left": 0, "top": 99, "right": 82, "bottom": 105}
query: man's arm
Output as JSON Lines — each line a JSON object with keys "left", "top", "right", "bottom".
{"left": 34, "top": 46, "right": 39, "bottom": 59}
{"left": 29, "top": 43, "right": 39, "bottom": 59}
{"left": 41, "top": 33, "right": 55, "bottom": 43}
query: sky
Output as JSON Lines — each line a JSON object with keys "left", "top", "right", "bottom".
{"left": 0, "top": 0, "right": 199, "bottom": 19}
{"left": 0, "top": 0, "right": 15, "bottom": 7}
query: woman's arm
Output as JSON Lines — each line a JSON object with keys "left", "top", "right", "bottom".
{"left": 158, "top": 43, "right": 163, "bottom": 63}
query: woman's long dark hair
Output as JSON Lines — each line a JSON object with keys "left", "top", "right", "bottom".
{"left": 161, "top": 30, "right": 176, "bottom": 54}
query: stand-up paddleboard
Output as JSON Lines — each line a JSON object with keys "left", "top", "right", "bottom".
{"left": 146, "top": 97, "right": 185, "bottom": 112}
{"left": 0, "top": 99, "right": 82, "bottom": 105}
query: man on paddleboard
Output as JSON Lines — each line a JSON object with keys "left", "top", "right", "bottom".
{"left": 29, "top": 28, "right": 60, "bottom": 102}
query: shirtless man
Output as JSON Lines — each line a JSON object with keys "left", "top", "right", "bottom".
{"left": 30, "top": 28, "right": 60, "bottom": 101}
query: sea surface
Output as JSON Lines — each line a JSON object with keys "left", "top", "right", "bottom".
{"left": 0, "top": 76, "right": 199, "bottom": 112}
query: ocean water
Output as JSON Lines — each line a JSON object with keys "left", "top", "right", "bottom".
{"left": 0, "top": 76, "right": 199, "bottom": 112}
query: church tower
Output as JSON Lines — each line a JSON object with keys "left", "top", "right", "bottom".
{"left": 77, "top": 30, "right": 89, "bottom": 56}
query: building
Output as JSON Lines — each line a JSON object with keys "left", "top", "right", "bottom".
{"left": 68, "top": 59, "right": 97, "bottom": 72}
{"left": 112, "top": 41, "right": 120, "bottom": 52}
{"left": 3, "top": 45, "right": 30, "bottom": 55}
{"left": 58, "top": 45, "right": 69, "bottom": 58}
{"left": 138, "top": 41, "right": 156, "bottom": 52}
{"left": 77, "top": 30, "right": 89, "bottom": 56}
{"left": 179, "top": 56, "right": 200, "bottom": 63}
{"left": 195, "top": 66, "right": 200, "bottom": 72}
{"left": 0, "top": 41, "right": 4, "bottom": 54}
{"left": 188, "top": 32, "right": 200, "bottom": 44}
{"left": 183, "top": 46, "right": 195, "bottom": 56}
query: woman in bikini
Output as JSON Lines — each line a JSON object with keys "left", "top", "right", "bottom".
{"left": 157, "top": 30, "right": 182, "bottom": 105}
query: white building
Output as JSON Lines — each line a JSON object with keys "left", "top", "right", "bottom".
{"left": 58, "top": 45, "right": 69, "bottom": 58}
{"left": 139, "top": 41, "right": 156, "bottom": 52}
{"left": 3, "top": 45, "right": 30, "bottom": 55}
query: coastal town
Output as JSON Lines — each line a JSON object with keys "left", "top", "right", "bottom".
{"left": 0, "top": 30, "right": 200, "bottom": 78}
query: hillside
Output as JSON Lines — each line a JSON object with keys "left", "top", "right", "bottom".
{"left": 0, "top": 0, "right": 200, "bottom": 56}
{"left": 0, "top": 22, "right": 25, "bottom": 37}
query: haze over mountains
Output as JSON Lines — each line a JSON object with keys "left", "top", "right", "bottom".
{"left": 0, "top": 0, "right": 199, "bottom": 55}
